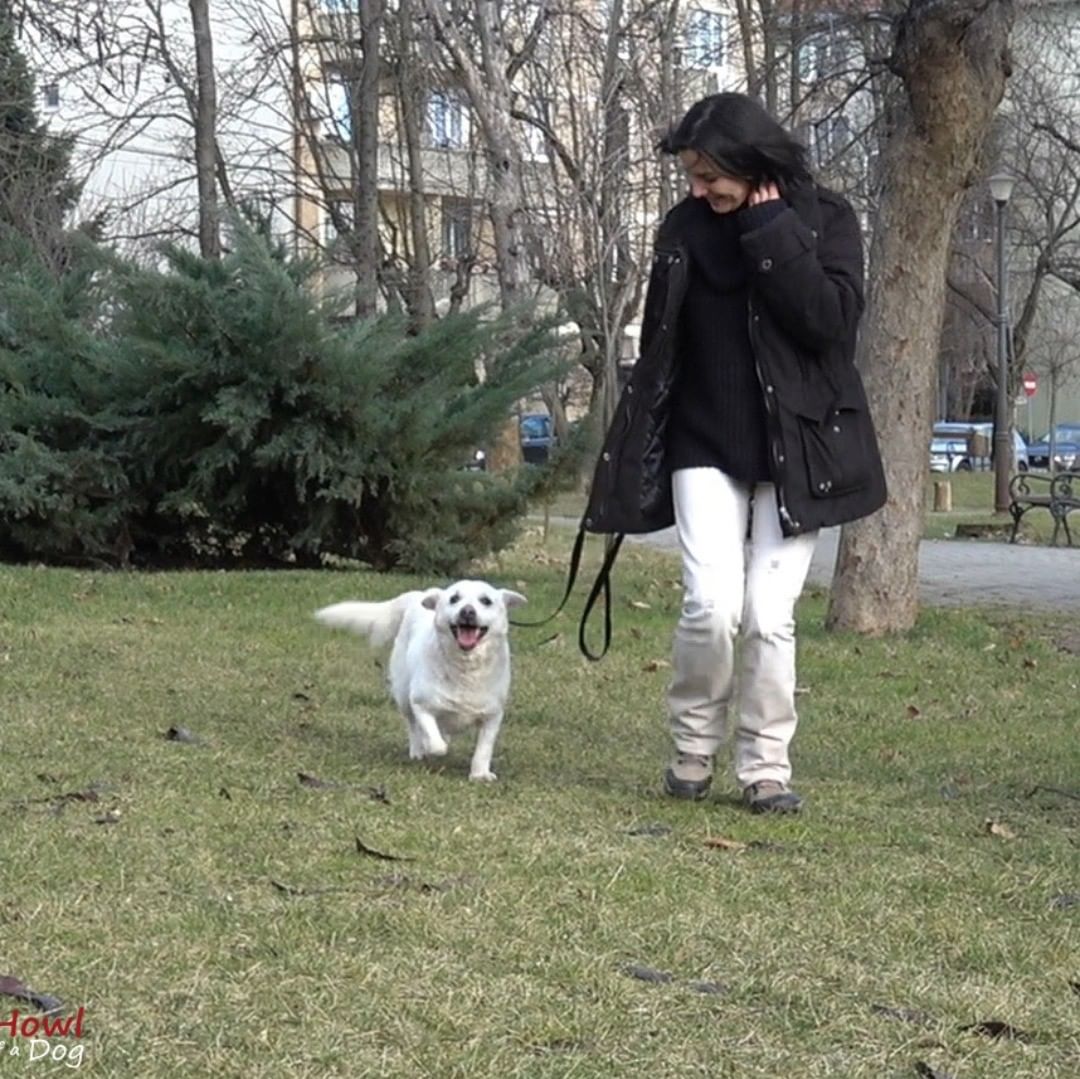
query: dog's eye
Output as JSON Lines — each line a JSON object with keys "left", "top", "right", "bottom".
{"left": 479, "top": 595, "right": 493, "bottom": 607}
{"left": 449, "top": 592, "right": 461, "bottom": 605}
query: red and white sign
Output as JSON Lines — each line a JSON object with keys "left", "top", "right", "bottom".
{"left": 1022, "top": 372, "right": 1038, "bottom": 398}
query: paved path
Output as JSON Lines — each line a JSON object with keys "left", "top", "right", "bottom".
{"left": 623, "top": 526, "right": 1080, "bottom": 613}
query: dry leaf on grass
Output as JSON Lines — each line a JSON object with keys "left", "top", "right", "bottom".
{"left": 984, "top": 819, "right": 1017, "bottom": 840}
{"left": 906, "top": 704, "right": 922, "bottom": 719}
{"left": 641, "top": 659, "right": 670, "bottom": 672}
{"left": 628, "top": 600, "right": 651, "bottom": 610}
{"left": 704, "top": 835, "right": 748, "bottom": 853}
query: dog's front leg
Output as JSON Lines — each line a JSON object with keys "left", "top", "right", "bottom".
{"left": 469, "top": 713, "right": 503, "bottom": 781}
{"left": 411, "top": 706, "right": 448, "bottom": 758}
{"left": 402, "top": 706, "right": 425, "bottom": 760}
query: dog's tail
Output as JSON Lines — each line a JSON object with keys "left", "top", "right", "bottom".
{"left": 314, "top": 592, "right": 419, "bottom": 651}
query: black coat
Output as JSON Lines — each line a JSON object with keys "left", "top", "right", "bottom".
{"left": 584, "top": 183, "right": 886, "bottom": 538}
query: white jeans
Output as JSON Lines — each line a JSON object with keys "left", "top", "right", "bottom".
{"left": 668, "top": 467, "right": 818, "bottom": 788}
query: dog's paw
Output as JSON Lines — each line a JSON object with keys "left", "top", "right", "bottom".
{"left": 424, "top": 736, "right": 449, "bottom": 757}
{"left": 469, "top": 770, "right": 497, "bottom": 782}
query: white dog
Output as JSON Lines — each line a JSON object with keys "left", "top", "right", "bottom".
{"left": 315, "top": 581, "right": 526, "bottom": 781}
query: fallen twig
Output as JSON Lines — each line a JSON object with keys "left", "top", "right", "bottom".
{"left": 1026, "top": 784, "right": 1080, "bottom": 802}
{"left": 355, "top": 836, "right": 414, "bottom": 862}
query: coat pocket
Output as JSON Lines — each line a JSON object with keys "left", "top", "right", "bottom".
{"left": 796, "top": 402, "right": 875, "bottom": 498}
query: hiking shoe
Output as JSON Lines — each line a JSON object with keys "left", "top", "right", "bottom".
{"left": 742, "top": 780, "right": 803, "bottom": 814}
{"left": 663, "top": 753, "right": 714, "bottom": 800}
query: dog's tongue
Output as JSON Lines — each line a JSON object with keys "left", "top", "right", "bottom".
{"left": 456, "top": 626, "right": 483, "bottom": 650}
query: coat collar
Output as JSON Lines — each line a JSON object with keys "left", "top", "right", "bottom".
{"left": 658, "top": 180, "right": 825, "bottom": 247}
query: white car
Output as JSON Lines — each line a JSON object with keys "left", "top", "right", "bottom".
{"left": 929, "top": 422, "right": 1029, "bottom": 473}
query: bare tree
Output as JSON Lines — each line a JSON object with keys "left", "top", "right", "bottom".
{"left": 345, "top": 0, "right": 383, "bottom": 316}
{"left": 189, "top": 0, "right": 220, "bottom": 258}
{"left": 418, "top": 0, "right": 536, "bottom": 312}
{"left": 386, "top": 0, "right": 437, "bottom": 324}
{"left": 827, "top": 0, "right": 1014, "bottom": 635}
{"left": 1026, "top": 289, "right": 1080, "bottom": 457}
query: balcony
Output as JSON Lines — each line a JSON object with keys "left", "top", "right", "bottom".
{"left": 316, "top": 138, "right": 485, "bottom": 198}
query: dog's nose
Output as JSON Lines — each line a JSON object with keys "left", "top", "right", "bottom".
{"left": 458, "top": 604, "right": 477, "bottom": 625}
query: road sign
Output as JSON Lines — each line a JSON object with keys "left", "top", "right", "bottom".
{"left": 1022, "top": 372, "right": 1038, "bottom": 397}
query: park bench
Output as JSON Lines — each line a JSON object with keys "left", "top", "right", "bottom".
{"left": 1008, "top": 470, "right": 1080, "bottom": 546}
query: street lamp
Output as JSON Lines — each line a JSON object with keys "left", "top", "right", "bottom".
{"left": 990, "top": 171, "right": 1015, "bottom": 514}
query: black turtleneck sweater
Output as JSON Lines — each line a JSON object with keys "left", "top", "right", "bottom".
{"left": 666, "top": 197, "right": 785, "bottom": 484}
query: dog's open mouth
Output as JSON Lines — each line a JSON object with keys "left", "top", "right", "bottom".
{"left": 451, "top": 623, "right": 488, "bottom": 651}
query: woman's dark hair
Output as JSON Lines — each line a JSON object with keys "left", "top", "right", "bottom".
{"left": 659, "top": 93, "right": 811, "bottom": 188}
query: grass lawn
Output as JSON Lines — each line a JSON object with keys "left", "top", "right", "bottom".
{"left": 2, "top": 530, "right": 1078, "bottom": 1077}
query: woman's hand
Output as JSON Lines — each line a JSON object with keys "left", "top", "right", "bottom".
{"left": 747, "top": 182, "right": 781, "bottom": 206}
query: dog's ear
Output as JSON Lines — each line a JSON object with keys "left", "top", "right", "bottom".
{"left": 420, "top": 589, "right": 442, "bottom": 611}
{"left": 501, "top": 589, "right": 527, "bottom": 608}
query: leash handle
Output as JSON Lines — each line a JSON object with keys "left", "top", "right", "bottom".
{"left": 577, "top": 533, "right": 623, "bottom": 662}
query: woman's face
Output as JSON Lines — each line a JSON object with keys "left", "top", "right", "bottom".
{"left": 679, "top": 149, "right": 752, "bottom": 214}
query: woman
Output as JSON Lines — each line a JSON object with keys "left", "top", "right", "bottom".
{"left": 582, "top": 93, "right": 886, "bottom": 813}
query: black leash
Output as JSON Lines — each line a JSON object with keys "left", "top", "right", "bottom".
{"left": 510, "top": 525, "right": 624, "bottom": 661}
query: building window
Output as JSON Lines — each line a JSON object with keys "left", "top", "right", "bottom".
{"left": 810, "top": 113, "right": 853, "bottom": 168}
{"left": 43, "top": 82, "right": 60, "bottom": 110}
{"left": 427, "top": 90, "right": 469, "bottom": 149}
{"left": 799, "top": 17, "right": 853, "bottom": 82}
{"left": 441, "top": 199, "right": 472, "bottom": 259}
{"left": 325, "top": 76, "right": 352, "bottom": 140}
{"left": 520, "top": 97, "right": 550, "bottom": 161}
{"left": 323, "top": 201, "right": 355, "bottom": 261}
{"left": 685, "top": 9, "right": 726, "bottom": 69}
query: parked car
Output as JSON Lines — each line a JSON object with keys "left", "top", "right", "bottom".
{"left": 929, "top": 421, "right": 1028, "bottom": 472}
{"left": 1026, "top": 423, "right": 1080, "bottom": 471}
{"left": 520, "top": 412, "right": 555, "bottom": 464}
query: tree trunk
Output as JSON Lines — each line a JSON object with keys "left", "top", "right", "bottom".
{"left": 422, "top": 0, "right": 531, "bottom": 309}
{"left": 826, "top": 0, "right": 1014, "bottom": 634}
{"left": 352, "top": 0, "right": 383, "bottom": 319}
{"left": 189, "top": 0, "right": 220, "bottom": 259}
{"left": 734, "top": 0, "right": 762, "bottom": 101}
{"left": 656, "top": 1, "right": 681, "bottom": 218}
{"left": 475, "top": 0, "right": 529, "bottom": 310}
{"left": 395, "top": 0, "right": 437, "bottom": 328}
